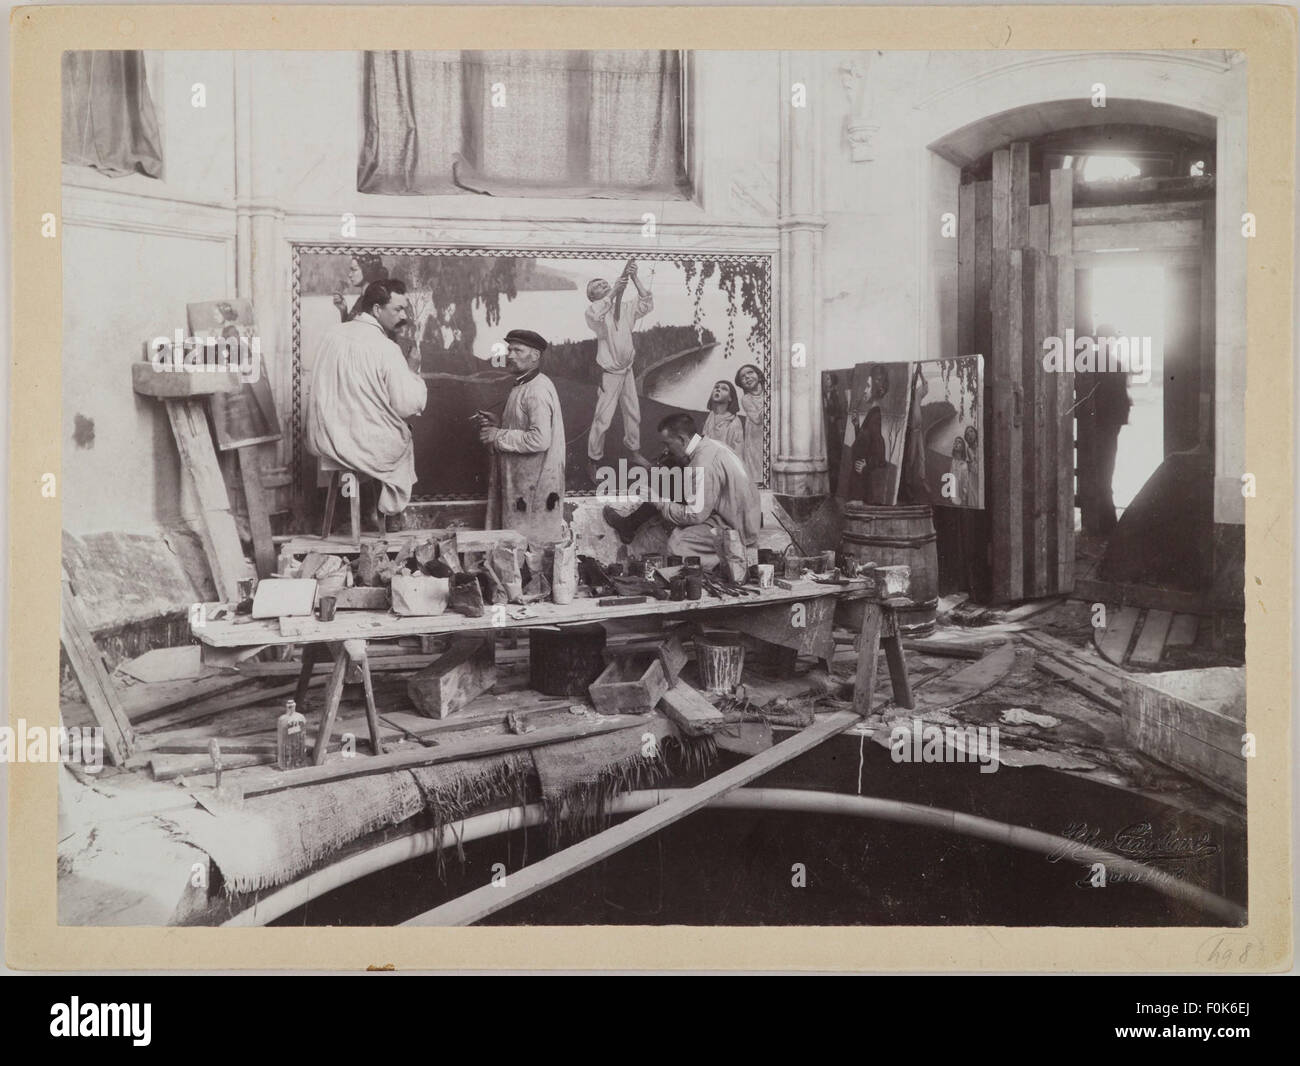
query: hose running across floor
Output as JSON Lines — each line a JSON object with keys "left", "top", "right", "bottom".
{"left": 222, "top": 788, "right": 1245, "bottom": 927}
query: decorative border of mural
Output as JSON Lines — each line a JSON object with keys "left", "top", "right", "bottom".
{"left": 290, "top": 243, "right": 774, "bottom": 503}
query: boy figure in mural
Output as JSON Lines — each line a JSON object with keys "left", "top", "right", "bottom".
{"left": 585, "top": 258, "right": 655, "bottom": 482}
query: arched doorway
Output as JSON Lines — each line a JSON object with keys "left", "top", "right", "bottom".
{"left": 922, "top": 88, "right": 1224, "bottom": 603}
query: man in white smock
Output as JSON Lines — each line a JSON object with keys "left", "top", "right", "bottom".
{"left": 305, "top": 280, "right": 427, "bottom": 531}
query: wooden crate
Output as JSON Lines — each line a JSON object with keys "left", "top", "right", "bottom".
{"left": 613, "top": 629, "right": 687, "bottom": 684}
{"left": 1120, "top": 667, "right": 1246, "bottom": 803}
{"left": 589, "top": 653, "right": 669, "bottom": 716}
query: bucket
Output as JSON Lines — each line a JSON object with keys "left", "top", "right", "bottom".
{"left": 695, "top": 632, "right": 746, "bottom": 694}
{"left": 840, "top": 502, "right": 938, "bottom": 636}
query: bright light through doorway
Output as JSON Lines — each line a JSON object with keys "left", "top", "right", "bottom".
{"left": 1089, "top": 265, "right": 1166, "bottom": 512}
{"left": 1082, "top": 155, "right": 1143, "bottom": 182}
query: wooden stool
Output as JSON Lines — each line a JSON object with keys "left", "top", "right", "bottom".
{"left": 320, "top": 467, "right": 363, "bottom": 546}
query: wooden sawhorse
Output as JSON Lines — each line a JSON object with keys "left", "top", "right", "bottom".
{"left": 293, "top": 639, "right": 387, "bottom": 764}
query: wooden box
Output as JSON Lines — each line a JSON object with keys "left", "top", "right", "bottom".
{"left": 1120, "top": 667, "right": 1246, "bottom": 803}
{"left": 614, "top": 629, "right": 687, "bottom": 684}
{"left": 589, "top": 653, "right": 669, "bottom": 716}
{"left": 407, "top": 637, "right": 496, "bottom": 718}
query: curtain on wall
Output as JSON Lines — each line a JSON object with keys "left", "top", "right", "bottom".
{"left": 358, "top": 50, "right": 688, "bottom": 198}
{"left": 61, "top": 51, "right": 163, "bottom": 178}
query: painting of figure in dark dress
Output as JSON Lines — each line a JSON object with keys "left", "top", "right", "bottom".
{"left": 835, "top": 361, "right": 910, "bottom": 505}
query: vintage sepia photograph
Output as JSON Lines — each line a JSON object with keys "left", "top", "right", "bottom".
{"left": 10, "top": 7, "right": 1287, "bottom": 979}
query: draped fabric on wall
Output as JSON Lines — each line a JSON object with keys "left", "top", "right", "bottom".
{"left": 358, "top": 50, "right": 689, "bottom": 198}
{"left": 61, "top": 51, "right": 164, "bottom": 178}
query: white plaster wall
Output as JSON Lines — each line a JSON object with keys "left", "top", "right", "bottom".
{"left": 61, "top": 52, "right": 236, "bottom": 534}
{"left": 813, "top": 48, "right": 1246, "bottom": 523}
{"left": 61, "top": 48, "right": 1247, "bottom": 533}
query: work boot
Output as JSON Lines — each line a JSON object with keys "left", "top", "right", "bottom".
{"left": 626, "top": 451, "right": 653, "bottom": 470}
{"left": 586, "top": 457, "right": 605, "bottom": 485}
{"left": 448, "top": 572, "right": 485, "bottom": 618}
{"left": 602, "top": 502, "right": 660, "bottom": 545}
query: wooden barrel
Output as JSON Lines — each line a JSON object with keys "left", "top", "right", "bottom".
{"left": 840, "top": 503, "right": 939, "bottom": 636}
{"left": 695, "top": 632, "right": 746, "bottom": 694}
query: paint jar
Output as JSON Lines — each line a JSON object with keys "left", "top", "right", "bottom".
{"left": 669, "top": 574, "right": 687, "bottom": 601}
{"left": 317, "top": 595, "right": 337, "bottom": 621}
{"left": 666, "top": 555, "right": 683, "bottom": 567}
{"left": 756, "top": 564, "right": 775, "bottom": 589}
{"left": 684, "top": 566, "right": 703, "bottom": 601}
{"left": 642, "top": 554, "right": 664, "bottom": 579}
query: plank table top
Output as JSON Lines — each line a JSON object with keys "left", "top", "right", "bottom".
{"left": 192, "top": 576, "right": 866, "bottom": 649}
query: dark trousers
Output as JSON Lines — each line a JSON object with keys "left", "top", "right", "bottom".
{"left": 1090, "top": 421, "right": 1122, "bottom": 535}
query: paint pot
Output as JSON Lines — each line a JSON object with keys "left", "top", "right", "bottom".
{"left": 666, "top": 555, "right": 683, "bottom": 566}
{"left": 642, "top": 554, "right": 664, "bottom": 579}
{"left": 695, "top": 632, "right": 746, "bottom": 694}
{"left": 317, "top": 595, "right": 337, "bottom": 622}
{"left": 669, "top": 574, "right": 687, "bottom": 601}
{"left": 756, "top": 564, "right": 775, "bottom": 589}
{"left": 684, "top": 567, "right": 703, "bottom": 601}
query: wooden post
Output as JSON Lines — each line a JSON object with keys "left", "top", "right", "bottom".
{"left": 60, "top": 571, "right": 135, "bottom": 766}
{"left": 853, "top": 601, "right": 885, "bottom": 717}
{"left": 236, "top": 444, "right": 276, "bottom": 578}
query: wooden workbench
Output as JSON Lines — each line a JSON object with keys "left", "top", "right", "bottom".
{"left": 191, "top": 576, "right": 912, "bottom": 766}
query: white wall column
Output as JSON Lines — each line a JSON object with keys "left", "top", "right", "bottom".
{"left": 775, "top": 52, "right": 829, "bottom": 495}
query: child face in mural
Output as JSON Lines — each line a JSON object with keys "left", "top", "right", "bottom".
{"left": 964, "top": 425, "right": 978, "bottom": 454}
{"left": 952, "top": 436, "right": 968, "bottom": 462}
{"left": 736, "top": 365, "right": 763, "bottom": 395}
{"left": 710, "top": 381, "right": 738, "bottom": 411}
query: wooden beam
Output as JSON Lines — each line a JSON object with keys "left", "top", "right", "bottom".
{"left": 131, "top": 362, "right": 243, "bottom": 398}
{"left": 1130, "top": 610, "right": 1174, "bottom": 666}
{"left": 1034, "top": 658, "right": 1123, "bottom": 713}
{"left": 1009, "top": 142, "right": 1031, "bottom": 247}
{"left": 236, "top": 444, "right": 276, "bottom": 579}
{"left": 243, "top": 715, "right": 649, "bottom": 798}
{"left": 60, "top": 572, "right": 135, "bottom": 765}
{"left": 990, "top": 249, "right": 1024, "bottom": 601}
{"left": 957, "top": 182, "right": 976, "bottom": 355}
{"left": 1095, "top": 605, "right": 1141, "bottom": 665}
{"left": 164, "top": 398, "right": 249, "bottom": 602}
{"left": 1071, "top": 577, "right": 1207, "bottom": 616}
{"left": 1072, "top": 201, "right": 1206, "bottom": 227}
{"left": 991, "top": 149, "right": 1010, "bottom": 250}
{"left": 1048, "top": 169, "right": 1075, "bottom": 255}
{"left": 1053, "top": 253, "right": 1076, "bottom": 592}
{"left": 401, "top": 708, "right": 862, "bottom": 926}
{"left": 1073, "top": 218, "right": 1201, "bottom": 253}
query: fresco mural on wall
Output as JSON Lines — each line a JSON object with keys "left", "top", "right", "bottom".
{"left": 292, "top": 247, "right": 772, "bottom": 501}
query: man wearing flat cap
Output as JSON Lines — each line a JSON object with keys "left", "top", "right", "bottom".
{"left": 477, "top": 329, "right": 567, "bottom": 544}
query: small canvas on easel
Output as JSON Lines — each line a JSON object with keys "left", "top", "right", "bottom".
{"left": 901, "top": 355, "right": 984, "bottom": 509}
{"left": 835, "top": 361, "right": 912, "bottom": 505}
{"left": 187, "top": 298, "right": 281, "bottom": 450}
